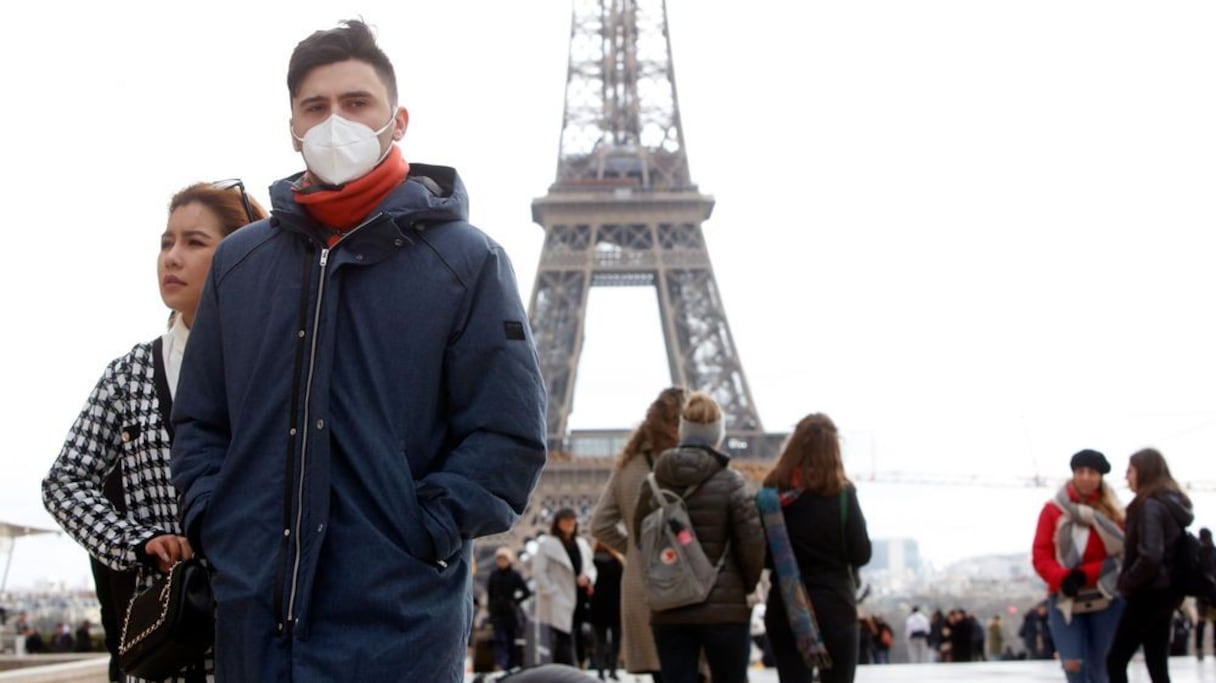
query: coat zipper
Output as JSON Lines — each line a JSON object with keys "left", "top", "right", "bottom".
{"left": 282, "top": 214, "right": 385, "bottom": 634}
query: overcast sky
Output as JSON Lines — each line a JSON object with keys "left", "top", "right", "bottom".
{"left": 2, "top": 1, "right": 1215, "bottom": 589}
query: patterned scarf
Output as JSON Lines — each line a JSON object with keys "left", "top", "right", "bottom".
{"left": 756, "top": 487, "right": 831, "bottom": 670}
{"left": 1052, "top": 484, "right": 1124, "bottom": 622}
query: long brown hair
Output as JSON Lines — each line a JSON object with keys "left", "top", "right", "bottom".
{"left": 762, "top": 413, "right": 848, "bottom": 495}
{"left": 617, "top": 387, "right": 686, "bottom": 467}
{"left": 1128, "top": 447, "right": 1190, "bottom": 512}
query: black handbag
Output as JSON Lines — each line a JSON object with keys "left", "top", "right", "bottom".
{"left": 118, "top": 557, "right": 215, "bottom": 680}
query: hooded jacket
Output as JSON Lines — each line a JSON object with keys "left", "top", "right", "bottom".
{"left": 632, "top": 444, "right": 766, "bottom": 624}
{"left": 170, "top": 164, "right": 546, "bottom": 682}
{"left": 1118, "top": 489, "right": 1194, "bottom": 594}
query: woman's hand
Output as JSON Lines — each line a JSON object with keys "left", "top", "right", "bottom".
{"left": 576, "top": 574, "right": 591, "bottom": 588}
{"left": 144, "top": 534, "right": 194, "bottom": 574}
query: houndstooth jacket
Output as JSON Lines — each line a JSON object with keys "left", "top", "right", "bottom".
{"left": 43, "top": 339, "right": 181, "bottom": 579}
{"left": 43, "top": 338, "right": 211, "bottom": 682}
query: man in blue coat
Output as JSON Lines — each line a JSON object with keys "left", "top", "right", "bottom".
{"left": 171, "top": 19, "right": 547, "bottom": 682}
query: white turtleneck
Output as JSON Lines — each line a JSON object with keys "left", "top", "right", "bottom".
{"left": 161, "top": 314, "right": 190, "bottom": 399}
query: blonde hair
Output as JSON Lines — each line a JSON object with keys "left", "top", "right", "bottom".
{"left": 682, "top": 391, "right": 723, "bottom": 424}
{"left": 1093, "top": 480, "right": 1125, "bottom": 524}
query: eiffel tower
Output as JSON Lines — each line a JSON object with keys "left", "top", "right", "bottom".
{"left": 479, "top": 0, "right": 770, "bottom": 566}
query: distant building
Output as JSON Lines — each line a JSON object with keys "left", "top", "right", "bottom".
{"left": 870, "top": 538, "right": 921, "bottom": 574}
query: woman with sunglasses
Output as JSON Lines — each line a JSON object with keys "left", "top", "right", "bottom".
{"left": 42, "top": 180, "right": 265, "bottom": 682}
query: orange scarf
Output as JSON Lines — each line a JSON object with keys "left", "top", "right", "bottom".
{"left": 293, "top": 147, "right": 410, "bottom": 244}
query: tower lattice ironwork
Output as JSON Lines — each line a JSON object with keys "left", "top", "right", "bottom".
{"left": 528, "top": 0, "right": 764, "bottom": 455}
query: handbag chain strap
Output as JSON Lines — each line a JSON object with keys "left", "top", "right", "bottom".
{"left": 118, "top": 561, "right": 184, "bottom": 656}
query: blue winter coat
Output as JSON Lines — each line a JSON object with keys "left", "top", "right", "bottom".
{"left": 171, "top": 163, "right": 547, "bottom": 682}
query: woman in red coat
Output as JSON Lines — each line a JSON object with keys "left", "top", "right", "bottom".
{"left": 1031, "top": 449, "right": 1125, "bottom": 683}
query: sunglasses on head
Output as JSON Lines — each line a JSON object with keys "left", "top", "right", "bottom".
{"left": 210, "top": 178, "right": 257, "bottom": 224}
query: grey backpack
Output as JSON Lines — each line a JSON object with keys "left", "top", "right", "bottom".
{"left": 638, "top": 472, "right": 730, "bottom": 612}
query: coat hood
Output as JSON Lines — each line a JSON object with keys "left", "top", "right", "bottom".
{"left": 1159, "top": 489, "right": 1195, "bottom": 528}
{"left": 653, "top": 444, "right": 730, "bottom": 490}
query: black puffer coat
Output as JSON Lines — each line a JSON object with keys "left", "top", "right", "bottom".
{"left": 1118, "top": 490, "right": 1194, "bottom": 594}
{"left": 633, "top": 445, "right": 766, "bottom": 625}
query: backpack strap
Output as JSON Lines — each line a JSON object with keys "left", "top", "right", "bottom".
{"left": 645, "top": 473, "right": 732, "bottom": 568}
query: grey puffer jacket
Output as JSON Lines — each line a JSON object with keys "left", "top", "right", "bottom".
{"left": 1118, "top": 489, "right": 1194, "bottom": 594}
{"left": 633, "top": 444, "right": 765, "bottom": 625}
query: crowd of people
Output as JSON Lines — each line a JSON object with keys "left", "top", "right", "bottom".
{"left": 473, "top": 390, "right": 871, "bottom": 683}
{"left": 26, "top": 12, "right": 1214, "bottom": 683}
{"left": 467, "top": 442, "right": 1214, "bottom": 683}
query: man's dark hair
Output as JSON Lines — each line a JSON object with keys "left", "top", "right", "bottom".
{"left": 287, "top": 19, "right": 398, "bottom": 104}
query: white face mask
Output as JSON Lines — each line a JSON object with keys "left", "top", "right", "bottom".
{"left": 292, "top": 113, "right": 396, "bottom": 186}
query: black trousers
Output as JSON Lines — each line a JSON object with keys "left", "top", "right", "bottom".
{"left": 1107, "top": 589, "right": 1181, "bottom": 683}
{"left": 766, "top": 586, "right": 858, "bottom": 683}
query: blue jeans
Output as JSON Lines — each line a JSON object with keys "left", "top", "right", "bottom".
{"left": 1047, "top": 593, "right": 1125, "bottom": 683}
{"left": 653, "top": 622, "right": 750, "bottom": 683}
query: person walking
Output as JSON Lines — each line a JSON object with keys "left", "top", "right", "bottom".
{"left": 986, "top": 615, "right": 1005, "bottom": 661}
{"left": 589, "top": 542, "right": 624, "bottom": 680}
{"left": 757, "top": 413, "right": 872, "bottom": 683}
{"left": 169, "top": 20, "right": 547, "bottom": 683}
{"left": 43, "top": 180, "right": 264, "bottom": 682}
{"left": 1195, "top": 528, "right": 1216, "bottom": 660}
{"left": 632, "top": 391, "right": 766, "bottom": 683}
{"left": 535, "top": 509, "right": 597, "bottom": 666}
{"left": 590, "top": 386, "right": 686, "bottom": 681}
{"left": 1032, "top": 448, "right": 1126, "bottom": 683}
{"left": 487, "top": 547, "right": 532, "bottom": 671}
{"left": 1107, "top": 448, "right": 1193, "bottom": 683}
{"left": 904, "top": 606, "right": 931, "bottom": 664}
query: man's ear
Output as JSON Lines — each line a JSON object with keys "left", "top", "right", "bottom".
{"left": 289, "top": 119, "right": 302, "bottom": 152}
{"left": 393, "top": 106, "right": 409, "bottom": 141}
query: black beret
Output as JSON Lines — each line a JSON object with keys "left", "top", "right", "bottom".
{"left": 1070, "top": 449, "right": 1111, "bottom": 475}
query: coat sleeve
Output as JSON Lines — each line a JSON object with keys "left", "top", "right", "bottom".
{"left": 42, "top": 359, "right": 163, "bottom": 571}
{"left": 1119, "top": 499, "right": 1169, "bottom": 593}
{"left": 590, "top": 466, "right": 629, "bottom": 555}
{"left": 1032, "top": 502, "right": 1068, "bottom": 592}
{"left": 581, "top": 538, "right": 597, "bottom": 584}
{"left": 533, "top": 540, "right": 556, "bottom": 597}
{"left": 846, "top": 485, "right": 873, "bottom": 569}
{"left": 632, "top": 483, "right": 656, "bottom": 547}
{"left": 170, "top": 268, "right": 231, "bottom": 556}
{"left": 729, "top": 475, "right": 767, "bottom": 593}
{"left": 416, "top": 244, "right": 547, "bottom": 563}
{"left": 513, "top": 571, "right": 532, "bottom": 605}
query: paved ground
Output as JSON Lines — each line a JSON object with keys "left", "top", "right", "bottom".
{"left": 467, "top": 657, "right": 1216, "bottom": 682}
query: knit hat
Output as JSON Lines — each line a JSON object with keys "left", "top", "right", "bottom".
{"left": 679, "top": 415, "right": 725, "bottom": 448}
{"left": 1070, "top": 449, "right": 1110, "bottom": 475}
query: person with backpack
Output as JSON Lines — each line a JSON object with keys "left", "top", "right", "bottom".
{"left": 1031, "top": 448, "right": 1126, "bottom": 683}
{"left": 631, "top": 391, "right": 765, "bottom": 683}
{"left": 757, "top": 413, "right": 872, "bottom": 683}
{"left": 590, "top": 386, "right": 687, "bottom": 681}
{"left": 1107, "top": 448, "right": 1194, "bottom": 683}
